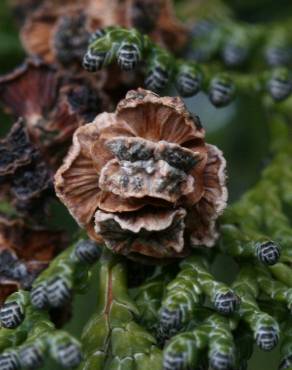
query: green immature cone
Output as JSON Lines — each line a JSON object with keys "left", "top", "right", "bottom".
{"left": 83, "top": 27, "right": 116, "bottom": 71}
{"left": 30, "top": 246, "right": 75, "bottom": 310}
{"left": 0, "top": 350, "right": 20, "bottom": 370}
{"left": 163, "top": 314, "right": 235, "bottom": 370}
{"left": 81, "top": 25, "right": 292, "bottom": 104}
{"left": 159, "top": 264, "right": 201, "bottom": 337}
{"left": 190, "top": 20, "right": 223, "bottom": 62}
{"left": 267, "top": 68, "right": 292, "bottom": 102}
{"left": 0, "top": 305, "right": 55, "bottom": 369}
{"left": 16, "top": 309, "right": 54, "bottom": 369}
{"left": 221, "top": 27, "right": 251, "bottom": 67}
{"left": 175, "top": 63, "right": 203, "bottom": 97}
{"left": 264, "top": 29, "right": 292, "bottom": 67}
{"left": 181, "top": 256, "right": 239, "bottom": 315}
{"left": 31, "top": 240, "right": 100, "bottom": 310}
{"left": 163, "top": 332, "right": 199, "bottom": 370}
{"left": 117, "top": 41, "right": 142, "bottom": 71}
{"left": 46, "top": 276, "right": 72, "bottom": 308}
{"left": 30, "top": 283, "right": 49, "bottom": 310}
{"left": 31, "top": 270, "right": 72, "bottom": 310}
{"left": 222, "top": 40, "right": 249, "bottom": 67}
{"left": 0, "top": 291, "right": 30, "bottom": 329}
{"left": 233, "top": 266, "right": 280, "bottom": 351}
{"left": 208, "top": 74, "right": 236, "bottom": 107}
{"left": 144, "top": 47, "right": 174, "bottom": 92}
{"left": 223, "top": 159, "right": 292, "bottom": 271}
{"left": 18, "top": 337, "right": 47, "bottom": 369}
{"left": 219, "top": 224, "right": 280, "bottom": 265}
{"left": 73, "top": 240, "right": 102, "bottom": 265}
{"left": 19, "top": 345, "right": 44, "bottom": 369}
{"left": 50, "top": 331, "right": 83, "bottom": 368}
{"left": 254, "top": 315, "right": 280, "bottom": 352}
{"left": 15, "top": 306, "right": 82, "bottom": 369}
{"left": 207, "top": 316, "right": 235, "bottom": 370}
{"left": 83, "top": 40, "right": 112, "bottom": 71}
{"left": 256, "top": 241, "right": 281, "bottom": 265}
{"left": 84, "top": 27, "right": 145, "bottom": 72}
{"left": 113, "top": 28, "right": 145, "bottom": 71}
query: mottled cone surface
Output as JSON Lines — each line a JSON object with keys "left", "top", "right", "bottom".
{"left": 21, "top": 2, "right": 93, "bottom": 65}
{"left": 0, "top": 119, "right": 52, "bottom": 218}
{"left": 0, "top": 58, "right": 108, "bottom": 167}
{"left": 0, "top": 214, "right": 66, "bottom": 304}
{"left": 55, "top": 89, "right": 227, "bottom": 260}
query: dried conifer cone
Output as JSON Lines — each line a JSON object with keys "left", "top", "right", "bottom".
{"left": 55, "top": 89, "right": 227, "bottom": 260}
{"left": 0, "top": 214, "right": 66, "bottom": 305}
{"left": 0, "top": 58, "right": 109, "bottom": 168}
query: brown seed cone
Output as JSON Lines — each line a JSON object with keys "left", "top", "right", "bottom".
{"left": 0, "top": 214, "right": 66, "bottom": 304}
{"left": 0, "top": 58, "right": 110, "bottom": 168}
{"left": 9, "top": 0, "right": 42, "bottom": 26}
{"left": 0, "top": 119, "right": 53, "bottom": 220}
{"left": 9, "top": 0, "right": 79, "bottom": 26}
{"left": 21, "top": 3, "right": 95, "bottom": 66}
{"left": 55, "top": 89, "right": 228, "bottom": 261}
